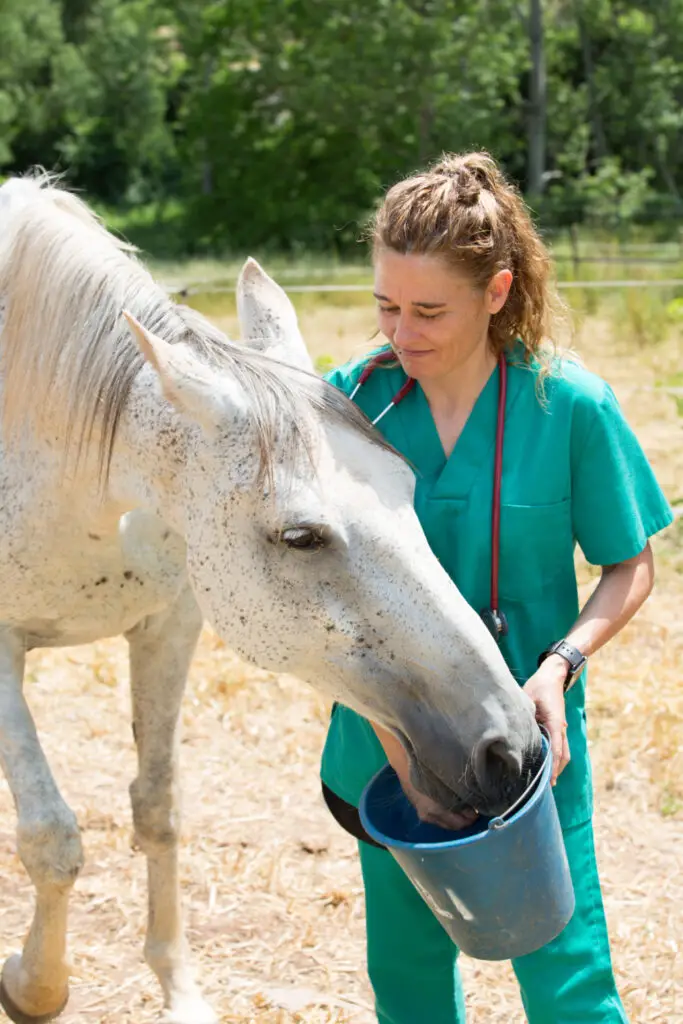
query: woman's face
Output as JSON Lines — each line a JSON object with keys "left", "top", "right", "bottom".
{"left": 373, "top": 250, "right": 511, "bottom": 382}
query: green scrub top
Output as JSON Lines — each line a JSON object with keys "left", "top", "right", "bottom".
{"left": 321, "top": 344, "right": 673, "bottom": 829}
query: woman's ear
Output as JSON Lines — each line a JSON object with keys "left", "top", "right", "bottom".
{"left": 487, "top": 269, "right": 513, "bottom": 315}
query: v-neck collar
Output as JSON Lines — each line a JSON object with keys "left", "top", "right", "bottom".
{"left": 393, "top": 356, "right": 527, "bottom": 501}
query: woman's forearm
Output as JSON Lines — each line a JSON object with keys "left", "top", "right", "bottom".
{"left": 524, "top": 541, "right": 655, "bottom": 782}
{"left": 563, "top": 541, "right": 655, "bottom": 658}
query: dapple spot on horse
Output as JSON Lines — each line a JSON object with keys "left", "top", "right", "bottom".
{"left": 0, "top": 175, "right": 540, "bottom": 1023}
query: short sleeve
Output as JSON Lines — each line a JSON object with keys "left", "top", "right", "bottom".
{"left": 571, "top": 383, "right": 673, "bottom": 565}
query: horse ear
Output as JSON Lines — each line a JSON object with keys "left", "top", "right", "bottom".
{"left": 237, "top": 258, "right": 313, "bottom": 372}
{"left": 122, "top": 311, "right": 245, "bottom": 431}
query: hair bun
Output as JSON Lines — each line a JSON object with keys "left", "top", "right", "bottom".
{"left": 432, "top": 152, "right": 500, "bottom": 206}
{"left": 431, "top": 155, "right": 462, "bottom": 178}
{"left": 454, "top": 167, "right": 482, "bottom": 207}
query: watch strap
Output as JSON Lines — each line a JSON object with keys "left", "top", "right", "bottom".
{"left": 538, "top": 640, "right": 587, "bottom": 693}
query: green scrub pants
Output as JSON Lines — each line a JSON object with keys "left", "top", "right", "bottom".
{"left": 359, "top": 819, "right": 628, "bottom": 1024}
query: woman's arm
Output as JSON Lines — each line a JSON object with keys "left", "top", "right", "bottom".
{"left": 524, "top": 541, "right": 655, "bottom": 784}
{"left": 561, "top": 541, "right": 655, "bottom": 655}
{"left": 371, "top": 543, "right": 654, "bottom": 820}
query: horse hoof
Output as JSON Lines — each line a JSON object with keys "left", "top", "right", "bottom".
{"left": 0, "top": 980, "right": 68, "bottom": 1024}
{"left": 158, "top": 996, "right": 218, "bottom": 1024}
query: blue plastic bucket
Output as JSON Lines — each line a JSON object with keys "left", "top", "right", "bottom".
{"left": 359, "top": 732, "right": 575, "bottom": 960}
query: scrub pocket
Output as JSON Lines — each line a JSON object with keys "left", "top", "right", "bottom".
{"left": 498, "top": 499, "right": 573, "bottom": 603}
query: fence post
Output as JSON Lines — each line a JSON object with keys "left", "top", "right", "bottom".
{"left": 569, "top": 223, "right": 580, "bottom": 277}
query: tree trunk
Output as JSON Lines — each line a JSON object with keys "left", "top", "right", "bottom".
{"left": 418, "top": 99, "right": 434, "bottom": 163}
{"left": 527, "top": 0, "right": 546, "bottom": 197}
{"left": 574, "top": 0, "right": 608, "bottom": 162}
{"left": 655, "top": 143, "right": 681, "bottom": 204}
{"left": 201, "top": 57, "right": 216, "bottom": 197}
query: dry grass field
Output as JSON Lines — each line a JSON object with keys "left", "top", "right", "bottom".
{"left": 0, "top": 282, "right": 682, "bottom": 1024}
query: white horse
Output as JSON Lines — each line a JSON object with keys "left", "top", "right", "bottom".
{"left": 0, "top": 176, "right": 540, "bottom": 1024}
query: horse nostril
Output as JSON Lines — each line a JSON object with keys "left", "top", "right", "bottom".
{"left": 474, "top": 736, "right": 522, "bottom": 791}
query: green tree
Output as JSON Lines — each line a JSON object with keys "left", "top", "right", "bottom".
{"left": 0, "top": 0, "right": 65, "bottom": 166}
{"left": 5, "top": 0, "right": 683, "bottom": 250}
{"left": 1, "top": 0, "right": 183, "bottom": 204}
{"left": 52, "top": 0, "right": 183, "bottom": 202}
{"left": 177, "top": 0, "right": 528, "bottom": 249}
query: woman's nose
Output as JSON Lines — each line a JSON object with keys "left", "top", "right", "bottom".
{"left": 393, "top": 316, "right": 417, "bottom": 347}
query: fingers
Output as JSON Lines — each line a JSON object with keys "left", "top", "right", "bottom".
{"left": 551, "top": 721, "right": 571, "bottom": 786}
{"left": 550, "top": 723, "right": 563, "bottom": 786}
{"left": 560, "top": 725, "right": 571, "bottom": 776}
{"left": 530, "top": 698, "right": 564, "bottom": 786}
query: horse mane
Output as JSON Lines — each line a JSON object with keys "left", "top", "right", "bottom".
{"left": 0, "top": 174, "right": 391, "bottom": 487}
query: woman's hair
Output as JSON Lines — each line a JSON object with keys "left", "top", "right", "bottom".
{"left": 369, "top": 151, "right": 566, "bottom": 367}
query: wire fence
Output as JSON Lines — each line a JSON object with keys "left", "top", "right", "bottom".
{"left": 169, "top": 278, "right": 683, "bottom": 298}
{"left": 556, "top": 256, "right": 683, "bottom": 265}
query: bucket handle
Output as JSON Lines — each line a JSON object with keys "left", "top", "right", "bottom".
{"left": 487, "top": 726, "right": 551, "bottom": 831}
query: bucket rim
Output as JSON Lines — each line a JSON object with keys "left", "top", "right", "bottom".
{"left": 359, "top": 730, "right": 551, "bottom": 852}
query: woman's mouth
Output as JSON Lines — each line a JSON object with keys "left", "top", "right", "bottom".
{"left": 397, "top": 348, "right": 434, "bottom": 359}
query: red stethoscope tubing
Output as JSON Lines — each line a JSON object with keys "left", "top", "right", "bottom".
{"left": 490, "top": 351, "right": 507, "bottom": 619}
{"left": 351, "top": 349, "right": 508, "bottom": 639}
{"left": 349, "top": 348, "right": 417, "bottom": 423}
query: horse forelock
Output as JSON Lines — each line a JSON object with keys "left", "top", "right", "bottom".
{"left": 0, "top": 177, "right": 394, "bottom": 491}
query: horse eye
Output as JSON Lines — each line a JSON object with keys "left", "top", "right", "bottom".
{"left": 280, "top": 527, "right": 327, "bottom": 552}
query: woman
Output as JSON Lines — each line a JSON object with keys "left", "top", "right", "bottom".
{"left": 320, "top": 152, "right": 673, "bottom": 1024}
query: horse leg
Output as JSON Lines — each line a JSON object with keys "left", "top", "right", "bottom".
{"left": 0, "top": 629, "right": 83, "bottom": 1023}
{"left": 126, "top": 587, "right": 216, "bottom": 1024}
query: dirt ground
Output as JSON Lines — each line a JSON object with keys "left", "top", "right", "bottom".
{"left": 1, "top": 296, "right": 682, "bottom": 1024}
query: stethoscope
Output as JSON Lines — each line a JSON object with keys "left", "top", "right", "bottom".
{"left": 350, "top": 348, "right": 509, "bottom": 642}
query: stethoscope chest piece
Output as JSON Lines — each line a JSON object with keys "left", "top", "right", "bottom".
{"left": 480, "top": 607, "right": 509, "bottom": 641}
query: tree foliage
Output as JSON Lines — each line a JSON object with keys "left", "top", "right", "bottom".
{"left": 2, "top": 0, "right": 683, "bottom": 250}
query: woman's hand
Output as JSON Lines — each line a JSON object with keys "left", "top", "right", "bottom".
{"left": 523, "top": 655, "right": 570, "bottom": 785}
{"left": 370, "top": 721, "right": 479, "bottom": 830}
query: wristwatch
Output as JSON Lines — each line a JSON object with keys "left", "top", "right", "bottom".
{"left": 537, "top": 640, "right": 587, "bottom": 693}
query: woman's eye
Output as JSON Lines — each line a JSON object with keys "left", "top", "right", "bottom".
{"left": 378, "top": 306, "right": 398, "bottom": 315}
{"left": 416, "top": 310, "right": 443, "bottom": 320}
{"left": 280, "top": 527, "right": 327, "bottom": 552}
